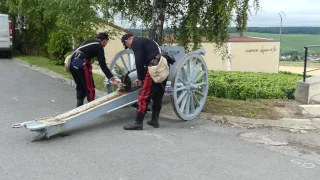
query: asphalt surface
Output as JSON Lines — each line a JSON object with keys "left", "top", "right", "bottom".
{"left": 0, "top": 58, "right": 319, "bottom": 180}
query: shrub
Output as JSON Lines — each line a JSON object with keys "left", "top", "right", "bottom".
{"left": 46, "top": 31, "right": 72, "bottom": 65}
{"left": 208, "top": 71, "right": 302, "bottom": 100}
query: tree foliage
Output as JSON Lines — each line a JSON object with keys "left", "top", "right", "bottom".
{"left": 101, "top": 0, "right": 260, "bottom": 51}
{"left": 2, "top": 0, "right": 105, "bottom": 55}
{"left": 46, "top": 30, "right": 72, "bottom": 64}
{"left": 1, "top": 0, "right": 261, "bottom": 57}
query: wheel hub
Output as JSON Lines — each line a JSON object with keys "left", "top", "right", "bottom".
{"left": 190, "top": 83, "right": 198, "bottom": 90}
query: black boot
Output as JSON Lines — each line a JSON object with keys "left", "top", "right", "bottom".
{"left": 123, "top": 112, "right": 145, "bottom": 130}
{"left": 147, "top": 110, "right": 160, "bottom": 128}
{"left": 77, "top": 99, "right": 84, "bottom": 107}
{"left": 131, "top": 102, "right": 152, "bottom": 112}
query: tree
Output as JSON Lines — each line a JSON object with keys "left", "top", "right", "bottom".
{"left": 101, "top": 0, "right": 260, "bottom": 51}
{"left": 2, "top": 0, "right": 261, "bottom": 58}
{"left": 0, "top": 0, "right": 9, "bottom": 14}
{"left": 3, "top": 0, "right": 103, "bottom": 53}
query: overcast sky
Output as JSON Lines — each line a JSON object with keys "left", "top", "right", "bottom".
{"left": 245, "top": 0, "right": 319, "bottom": 26}
{"left": 114, "top": 0, "right": 319, "bottom": 28}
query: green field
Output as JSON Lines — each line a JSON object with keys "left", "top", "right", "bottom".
{"left": 233, "top": 32, "right": 320, "bottom": 55}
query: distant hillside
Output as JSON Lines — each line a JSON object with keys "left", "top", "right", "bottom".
{"left": 128, "top": 27, "right": 320, "bottom": 36}
{"left": 230, "top": 27, "right": 320, "bottom": 34}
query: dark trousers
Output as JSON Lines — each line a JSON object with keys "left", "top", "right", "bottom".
{"left": 70, "top": 58, "right": 95, "bottom": 102}
{"left": 137, "top": 71, "right": 167, "bottom": 114}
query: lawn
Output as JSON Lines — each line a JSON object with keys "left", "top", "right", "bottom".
{"left": 204, "top": 96, "right": 285, "bottom": 119}
{"left": 17, "top": 56, "right": 106, "bottom": 90}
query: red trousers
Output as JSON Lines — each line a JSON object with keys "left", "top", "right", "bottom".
{"left": 137, "top": 71, "right": 167, "bottom": 114}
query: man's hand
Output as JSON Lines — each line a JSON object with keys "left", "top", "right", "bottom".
{"left": 133, "top": 79, "right": 143, "bottom": 87}
{"left": 111, "top": 77, "right": 121, "bottom": 88}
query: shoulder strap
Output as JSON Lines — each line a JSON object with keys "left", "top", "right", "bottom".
{"left": 152, "top": 40, "right": 162, "bottom": 53}
{"left": 75, "top": 42, "right": 100, "bottom": 52}
{"left": 153, "top": 40, "right": 168, "bottom": 60}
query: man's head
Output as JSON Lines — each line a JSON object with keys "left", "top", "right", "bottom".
{"left": 97, "top": 32, "right": 109, "bottom": 47}
{"left": 121, "top": 34, "right": 134, "bottom": 49}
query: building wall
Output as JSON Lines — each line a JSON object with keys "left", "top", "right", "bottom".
{"left": 201, "top": 43, "right": 229, "bottom": 71}
{"left": 162, "top": 42, "right": 229, "bottom": 71}
{"left": 165, "top": 41, "right": 280, "bottom": 73}
{"left": 96, "top": 24, "right": 280, "bottom": 73}
{"left": 230, "top": 41, "right": 280, "bottom": 73}
{"left": 95, "top": 26, "right": 128, "bottom": 65}
{"left": 200, "top": 41, "right": 280, "bottom": 73}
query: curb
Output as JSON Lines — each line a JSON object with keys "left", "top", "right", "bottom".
{"left": 160, "top": 103, "right": 320, "bottom": 133}
{"left": 299, "top": 105, "right": 320, "bottom": 118}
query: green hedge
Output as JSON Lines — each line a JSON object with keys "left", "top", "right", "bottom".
{"left": 46, "top": 31, "right": 72, "bottom": 65}
{"left": 208, "top": 71, "right": 303, "bottom": 100}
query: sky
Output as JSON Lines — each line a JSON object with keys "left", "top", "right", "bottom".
{"left": 113, "top": 0, "right": 319, "bottom": 28}
{"left": 245, "top": 0, "right": 319, "bottom": 27}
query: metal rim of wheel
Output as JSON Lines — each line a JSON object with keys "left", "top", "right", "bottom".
{"left": 105, "top": 49, "right": 135, "bottom": 93}
{"left": 171, "top": 53, "right": 209, "bottom": 121}
{"left": 109, "top": 49, "right": 135, "bottom": 78}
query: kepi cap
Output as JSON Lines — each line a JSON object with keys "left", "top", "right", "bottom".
{"left": 121, "top": 33, "right": 133, "bottom": 49}
{"left": 97, "top": 32, "right": 109, "bottom": 40}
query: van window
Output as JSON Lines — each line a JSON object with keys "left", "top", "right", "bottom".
{"left": 0, "top": 16, "right": 8, "bottom": 32}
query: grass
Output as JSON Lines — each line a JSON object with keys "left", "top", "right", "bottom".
{"left": 203, "top": 96, "right": 288, "bottom": 119}
{"left": 279, "top": 61, "right": 320, "bottom": 68}
{"left": 233, "top": 32, "right": 320, "bottom": 55}
{"left": 17, "top": 55, "right": 106, "bottom": 90}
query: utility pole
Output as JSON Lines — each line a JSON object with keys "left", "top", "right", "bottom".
{"left": 278, "top": 11, "right": 286, "bottom": 60}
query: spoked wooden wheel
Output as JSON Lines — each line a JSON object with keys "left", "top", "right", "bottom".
{"left": 105, "top": 49, "right": 135, "bottom": 93}
{"left": 171, "top": 53, "right": 209, "bottom": 120}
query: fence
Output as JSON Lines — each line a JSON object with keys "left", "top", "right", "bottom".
{"left": 303, "top": 45, "right": 320, "bottom": 82}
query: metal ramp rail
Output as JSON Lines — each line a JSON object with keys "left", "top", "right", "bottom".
{"left": 12, "top": 90, "right": 140, "bottom": 141}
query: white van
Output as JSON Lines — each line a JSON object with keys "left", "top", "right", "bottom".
{"left": 0, "top": 14, "right": 13, "bottom": 58}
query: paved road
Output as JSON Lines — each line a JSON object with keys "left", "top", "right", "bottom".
{"left": 0, "top": 59, "right": 319, "bottom": 180}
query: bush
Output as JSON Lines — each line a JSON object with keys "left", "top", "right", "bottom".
{"left": 46, "top": 31, "right": 72, "bottom": 65}
{"left": 208, "top": 71, "right": 303, "bottom": 100}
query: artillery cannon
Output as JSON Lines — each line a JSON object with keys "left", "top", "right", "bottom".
{"left": 12, "top": 46, "right": 209, "bottom": 141}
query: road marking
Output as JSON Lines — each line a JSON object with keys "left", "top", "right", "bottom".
{"left": 291, "top": 159, "right": 316, "bottom": 169}
{"left": 303, "top": 163, "right": 316, "bottom": 169}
